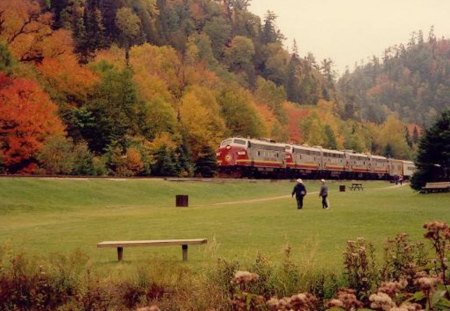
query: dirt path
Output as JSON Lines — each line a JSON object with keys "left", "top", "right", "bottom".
{"left": 211, "top": 183, "right": 408, "bottom": 206}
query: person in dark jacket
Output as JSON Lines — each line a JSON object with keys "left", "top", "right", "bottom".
{"left": 292, "top": 179, "right": 307, "bottom": 209}
{"left": 319, "top": 179, "right": 329, "bottom": 209}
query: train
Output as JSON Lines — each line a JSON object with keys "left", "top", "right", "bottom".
{"left": 216, "top": 137, "right": 415, "bottom": 180}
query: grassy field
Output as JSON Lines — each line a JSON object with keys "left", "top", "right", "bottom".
{"left": 0, "top": 177, "right": 449, "bottom": 274}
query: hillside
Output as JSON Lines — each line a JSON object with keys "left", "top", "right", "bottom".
{"left": 0, "top": 0, "right": 419, "bottom": 175}
{"left": 337, "top": 29, "right": 450, "bottom": 126}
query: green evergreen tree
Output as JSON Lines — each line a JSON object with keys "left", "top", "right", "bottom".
{"left": 175, "top": 138, "right": 193, "bottom": 177}
{"left": 72, "top": 142, "right": 95, "bottom": 175}
{"left": 411, "top": 110, "right": 450, "bottom": 190}
{"left": 383, "top": 143, "right": 393, "bottom": 158}
{"left": 261, "top": 11, "right": 283, "bottom": 44}
{"left": 152, "top": 145, "right": 178, "bottom": 176}
{"left": 83, "top": 62, "right": 143, "bottom": 153}
{"left": 194, "top": 145, "right": 218, "bottom": 178}
{"left": 286, "top": 41, "right": 301, "bottom": 103}
{"left": 405, "top": 126, "right": 413, "bottom": 148}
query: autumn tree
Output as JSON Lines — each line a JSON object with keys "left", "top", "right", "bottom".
{"left": 218, "top": 86, "right": 267, "bottom": 138}
{"left": 179, "top": 86, "right": 226, "bottom": 157}
{"left": 0, "top": 0, "right": 53, "bottom": 63}
{"left": 0, "top": 74, "right": 65, "bottom": 173}
{"left": 224, "top": 35, "right": 255, "bottom": 71}
{"left": 37, "top": 136, "right": 95, "bottom": 175}
{"left": 37, "top": 136, "right": 75, "bottom": 175}
{"left": 255, "top": 77, "right": 287, "bottom": 123}
{"left": 115, "top": 7, "right": 142, "bottom": 64}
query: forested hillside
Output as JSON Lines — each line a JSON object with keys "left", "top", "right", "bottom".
{"left": 338, "top": 29, "right": 450, "bottom": 126}
{"left": 0, "top": 0, "right": 421, "bottom": 176}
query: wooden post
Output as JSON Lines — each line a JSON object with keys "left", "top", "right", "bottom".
{"left": 117, "top": 247, "right": 123, "bottom": 261}
{"left": 182, "top": 244, "right": 188, "bottom": 261}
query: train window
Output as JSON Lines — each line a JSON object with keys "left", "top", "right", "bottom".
{"left": 257, "top": 151, "right": 260, "bottom": 156}
{"left": 234, "top": 139, "right": 246, "bottom": 145}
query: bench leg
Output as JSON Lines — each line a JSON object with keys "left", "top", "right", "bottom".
{"left": 117, "top": 247, "right": 123, "bottom": 261}
{"left": 182, "top": 244, "right": 188, "bottom": 261}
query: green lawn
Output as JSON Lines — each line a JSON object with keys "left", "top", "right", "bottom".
{"left": 0, "top": 177, "right": 449, "bottom": 273}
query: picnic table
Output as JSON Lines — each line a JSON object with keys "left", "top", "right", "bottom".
{"left": 350, "top": 183, "right": 364, "bottom": 191}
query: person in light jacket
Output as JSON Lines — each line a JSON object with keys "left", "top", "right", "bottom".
{"left": 319, "top": 179, "right": 329, "bottom": 209}
{"left": 292, "top": 179, "right": 307, "bottom": 209}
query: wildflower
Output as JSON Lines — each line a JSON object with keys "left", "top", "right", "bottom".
{"left": 369, "top": 292, "right": 395, "bottom": 310}
{"left": 231, "top": 271, "right": 259, "bottom": 285}
{"left": 415, "top": 276, "right": 440, "bottom": 291}
{"left": 327, "top": 288, "right": 363, "bottom": 310}
{"left": 377, "top": 279, "right": 407, "bottom": 297}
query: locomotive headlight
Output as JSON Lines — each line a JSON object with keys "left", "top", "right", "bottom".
{"left": 216, "top": 152, "right": 220, "bottom": 156}
{"left": 237, "top": 151, "right": 246, "bottom": 156}
{"left": 226, "top": 145, "right": 231, "bottom": 150}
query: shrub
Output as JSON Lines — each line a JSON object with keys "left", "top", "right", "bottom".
{"left": 37, "top": 136, "right": 75, "bottom": 175}
{"left": 343, "top": 237, "right": 377, "bottom": 303}
{"left": 380, "top": 233, "right": 427, "bottom": 291}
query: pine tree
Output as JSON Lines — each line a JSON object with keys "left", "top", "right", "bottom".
{"left": 411, "top": 110, "right": 450, "bottom": 190}
{"left": 383, "top": 143, "right": 393, "bottom": 158}
{"left": 261, "top": 11, "right": 283, "bottom": 44}
{"left": 405, "top": 126, "right": 413, "bottom": 148}
{"left": 286, "top": 40, "right": 301, "bottom": 103}
{"left": 175, "top": 138, "right": 193, "bottom": 177}
{"left": 152, "top": 145, "right": 178, "bottom": 177}
{"left": 194, "top": 145, "right": 218, "bottom": 177}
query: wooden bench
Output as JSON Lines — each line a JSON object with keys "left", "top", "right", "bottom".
{"left": 350, "top": 183, "right": 364, "bottom": 191}
{"left": 97, "top": 239, "right": 207, "bottom": 262}
{"left": 420, "top": 182, "right": 450, "bottom": 194}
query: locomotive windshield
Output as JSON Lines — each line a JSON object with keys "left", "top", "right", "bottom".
{"left": 220, "top": 139, "right": 232, "bottom": 147}
{"left": 233, "top": 139, "right": 247, "bottom": 145}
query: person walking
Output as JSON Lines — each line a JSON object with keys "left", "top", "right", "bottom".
{"left": 292, "top": 179, "right": 307, "bottom": 209}
{"left": 319, "top": 179, "right": 329, "bottom": 209}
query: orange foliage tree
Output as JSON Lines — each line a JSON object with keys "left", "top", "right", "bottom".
{"left": 0, "top": 74, "right": 65, "bottom": 173}
{"left": 0, "top": 0, "right": 52, "bottom": 62}
{"left": 0, "top": 0, "right": 98, "bottom": 104}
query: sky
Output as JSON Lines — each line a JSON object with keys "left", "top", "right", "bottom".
{"left": 249, "top": 0, "right": 450, "bottom": 75}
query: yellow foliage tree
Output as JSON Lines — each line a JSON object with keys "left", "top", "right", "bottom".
{"left": 179, "top": 86, "right": 226, "bottom": 158}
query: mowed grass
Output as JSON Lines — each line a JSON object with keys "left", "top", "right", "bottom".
{"left": 0, "top": 177, "right": 449, "bottom": 273}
